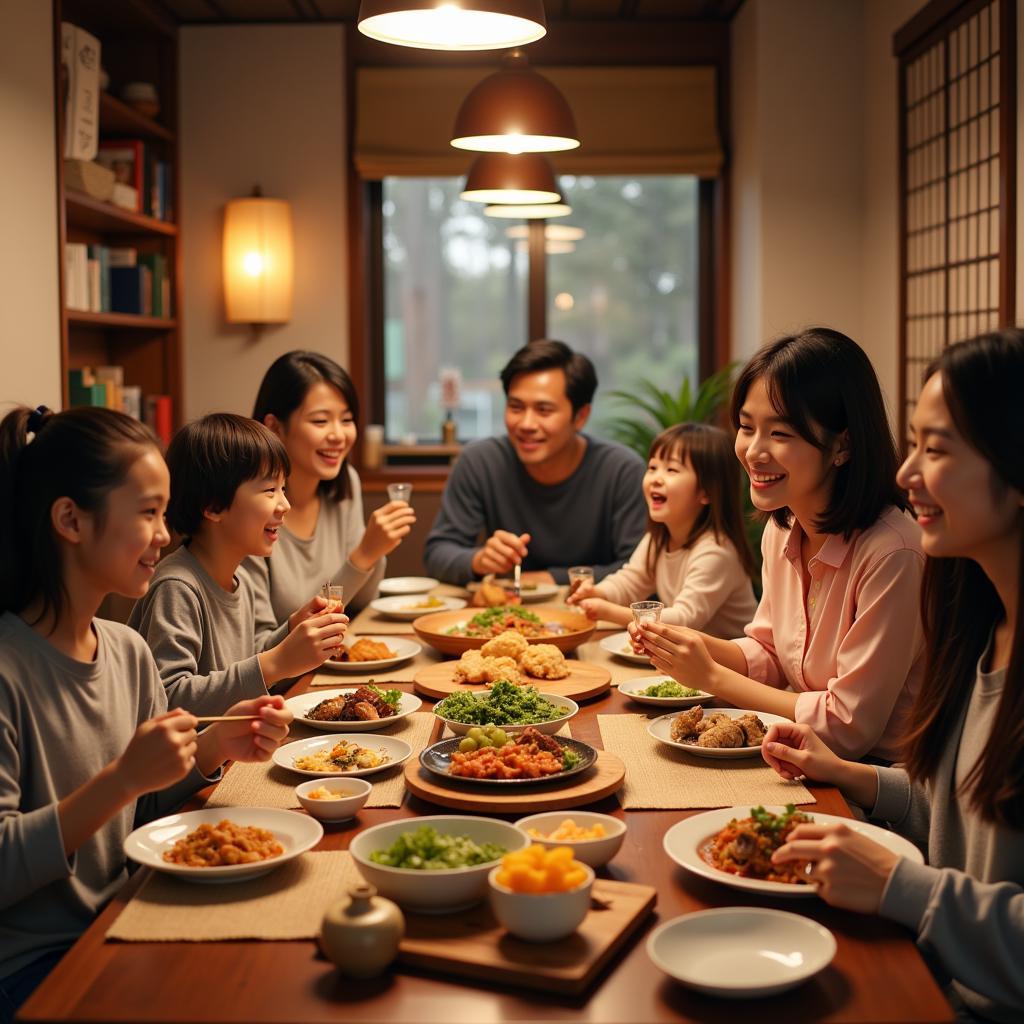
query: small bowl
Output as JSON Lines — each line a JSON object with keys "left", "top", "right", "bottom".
{"left": 349, "top": 815, "right": 529, "bottom": 913}
{"left": 513, "top": 811, "right": 626, "bottom": 868}
{"left": 434, "top": 694, "right": 578, "bottom": 736}
{"left": 487, "top": 863, "right": 595, "bottom": 942}
{"left": 295, "top": 778, "right": 371, "bottom": 821}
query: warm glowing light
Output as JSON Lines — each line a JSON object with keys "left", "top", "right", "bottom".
{"left": 554, "top": 291, "right": 574, "bottom": 311}
{"left": 358, "top": 2, "right": 546, "bottom": 51}
{"left": 461, "top": 186, "right": 559, "bottom": 204}
{"left": 503, "top": 224, "right": 584, "bottom": 242}
{"left": 514, "top": 239, "right": 576, "bottom": 255}
{"left": 223, "top": 196, "right": 293, "bottom": 324}
{"left": 484, "top": 202, "right": 572, "bottom": 219}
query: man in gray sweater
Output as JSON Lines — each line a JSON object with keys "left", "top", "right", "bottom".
{"left": 424, "top": 340, "right": 647, "bottom": 585}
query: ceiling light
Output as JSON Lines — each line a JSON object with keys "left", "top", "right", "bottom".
{"left": 357, "top": 1, "right": 545, "bottom": 51}
{"left": 484, "top": 202, "right": 572, "bottom": 219}
{"left": 514, "top": 239, "right": 576, "bottom": 255}
{"left": 503, "top": 224, "right": 585, "bottom": 241}
{"left": 452, "top": 49, "right": 579, "bottom": 153}
{"left": 460, "top": 152, "right": 560, "bottom": 205}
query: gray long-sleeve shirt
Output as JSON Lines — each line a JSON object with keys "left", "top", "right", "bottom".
{"left": 127, "top": 546, "right": 271, "bottom": 717}
{"left": 423, "top": 434, "right": 647, "bottom": 585}
{"left": 0, "top": 613, "right": 216, "bottom": 981}
{"left": 873, "top": 653, "right": 1023, "bottom": 1022}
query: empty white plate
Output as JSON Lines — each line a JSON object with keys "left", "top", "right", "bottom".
{"left": 647, "top": 907, "right": 837, "bottom": 997}
{"left": 123, "top": 807, "right": 322, "bottom": 884}
{"left": 284, "top": 687, "right": 422, "bottom": 732}
{"left": 273, "top": 733, "right": 413, "bottom": 778}
{"left": 370, "top": 594, "right": 466, "bottom": 620}
{"left": 647, "top": 707, "right": 791, "bottom": 759}
{"left": 662, "top": 806, "right": 925, "bottom": 897}
{"left": 319, "top": 636, "right": 421, "bottom": 672}
{"left": 378, "top": 577, "right": 439, "bottom": 595}
{"left": 599, "top": 631, "right": 652, "bottom": 665}
{"left": 619, "top": 675, "right": 711, "bottom": 707}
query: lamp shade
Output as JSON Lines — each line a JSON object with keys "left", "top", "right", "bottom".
{"left": 460, "top": 153, "right": 559, "bottom": 204}
{"left": 451, "top": 50, "right": 579, "bottom": 153}
{"left": 484, "top": 201, "right": 572, "bottom": 219}
{"left": 504, "top": 223, "right": 584, "bottom": 241}
{"left": 357, "top": 0, "right": 545, "bottom": 51}
{"left": 223, "top": 196, "right": 294, "bottom": 324}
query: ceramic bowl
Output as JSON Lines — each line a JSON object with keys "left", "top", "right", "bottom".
{"left": 433, "top": 693, "right": 578, "bottom": 736}
{"left": 513, "top": 811, "right": 626, "bottom": 868}
{"left": 349, "top": 815, "right": 529, "bottom": 914}
{"left": 487, "top": 862, "right": 595, "bottom": 942}
{"left": 295, "top": 778, "right": 372, "bottom": 821}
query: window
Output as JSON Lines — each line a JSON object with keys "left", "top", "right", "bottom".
{"left": 380, "top": 175, "right": 701, "bottom": 443}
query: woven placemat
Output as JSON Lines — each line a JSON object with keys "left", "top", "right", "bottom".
{"left": 597, "top": 714, "right": 813, "bottom": 810}
{"left": 574, "top": 641, "right": 656, "bottom": 686}
{"left": 206, "top": 712, "right": 437, "bottom": 810}
{"left": 107, "top": 850, "right": 361, "bottom": 942}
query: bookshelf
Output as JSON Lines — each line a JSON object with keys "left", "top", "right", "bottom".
{"left": 54, "top": 0, "right": 182, "bottom": 432}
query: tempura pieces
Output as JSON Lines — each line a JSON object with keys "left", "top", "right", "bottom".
{"left": 162, "top": 820, "right": 283, "bottom": 867}
{"left": 338, "top": 638, "right": 396, "bottom": 662}
{"left": 703, "top": 805, "right": 813, "bottom": 884}
{"left": 669, "top": 706, "right": 766, "bottom": 748}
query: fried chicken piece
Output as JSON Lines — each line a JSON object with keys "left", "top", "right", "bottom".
{"left": 737, "top": 713, "right": 766, "bottom": 746}
{"left": 483, "top": 656, "right": 522, "bottom": 685}
{"left": 340, "top": 638, "right": 396, "bottom": 662}
{"left": 481, "top": 631, "right": 529, "bottom": 661}
{"left": 519, "top": 643, "right": 569, "bottom": 680}
{"left": 307, "top": 696, "right": 347, "bottom": 722}
{"left": 696, "top": 718, "right": 747, "bottom": 748}
{"left": 694, "top": 712, "right": 730, "bottom": 735}
{"left": 514, "top": 726, "right": 563, "bottom": 755}
{"left": 670, "top": 705, "right": 704, "bottom": 742}
{"left": 350, "top": 701, "right": 379, "bottom": 721}
{"left": 471, "top": 573, "right": 521, "bottom": 607}
{"left": 454, "top": 650, "right": 488, "bottom": 683}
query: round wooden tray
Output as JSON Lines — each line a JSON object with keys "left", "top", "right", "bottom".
{"left": 403, "top": 750, "right": 625, "bottom": 812}
{"left": 412, "top": 608, "right": 594, "bottom": 656}
{"left": 413, "top": 659, "right": 611, "bottom": 702}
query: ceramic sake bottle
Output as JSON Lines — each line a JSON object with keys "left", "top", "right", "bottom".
{"left": 319, "top": 883, "right": 404, "bottom": 978}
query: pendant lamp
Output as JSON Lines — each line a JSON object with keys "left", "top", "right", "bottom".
{"left": 460, "top": 152, "right": 560, "bottom": 205}
{"left": 357, "top": 0, "right": 545, "bottom": 51}
{"left": 451, "top": 49, "right": 579, "bottom": 153}
{"left": 484, "top": 201, "right": 572, "bottom": 219}
{"left": 504, "top": 223, "right": 585, "bottom": 242}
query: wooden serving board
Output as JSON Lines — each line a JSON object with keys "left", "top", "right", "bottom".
{"left": 398, "top": 878, "right": 656, "bottom": 995}
{"left": 403, "top": 750, "right": 625, "bottom": 812}
{"left": 413, "top": 659, "right": 611, "bottom": 702}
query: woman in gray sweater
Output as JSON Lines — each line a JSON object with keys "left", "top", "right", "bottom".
{"left": 245, "top": 351, "right": 416, "bottom": 626}
{"left": 764, "top": 330, "right": 1024, "bottom": 1023}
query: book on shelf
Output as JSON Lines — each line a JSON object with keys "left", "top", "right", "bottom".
{"left": 143, "top": 395, "right": 173, "bottom": 446}
{"left": 68, "top": 368, "right": 155, "bottom": 428}
{"left": 60, "top": 23, "right": 101, "bottom": 161}
{"left": 96, "top": 140, "right": 144, "bottom": 214}
{"left": 94, "top": 140, "right": 173, "bottom": 221}
{"left": 64, "top": 243, "right": 90, "bottom": 311}
{"left": 110, "top": 265, "right": 152, "bottom": 315}
{"left": 66, "top": 244, "right": 171, "bottom": 318}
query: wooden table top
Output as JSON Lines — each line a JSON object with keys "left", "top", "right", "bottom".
{"left": 19, "top": 678, "right": 953, "bottom": 1024}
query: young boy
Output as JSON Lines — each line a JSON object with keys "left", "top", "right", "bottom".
{"left": 129, "top": 413, "right": 348, "bottom": 716}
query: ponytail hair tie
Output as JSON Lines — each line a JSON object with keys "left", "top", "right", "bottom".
{"left": 27, "top": 405, "right": 50, "bottom": 436}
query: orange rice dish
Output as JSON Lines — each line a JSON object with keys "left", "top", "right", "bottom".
{"left": 162, "top": 819, "right": 284, "bottom": 867}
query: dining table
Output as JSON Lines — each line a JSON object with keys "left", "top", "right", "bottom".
{"left": 19, "top": 587, "right": 954, "bottom": 1023}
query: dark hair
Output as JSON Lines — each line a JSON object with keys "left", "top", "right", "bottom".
{"left": 645, "top": 423, "right": 756, "bottom": 579}
{"left": 902, "top": 329, "right": 1024, "bottom": 828}
{"left": 165, "top": 414, "right": 290, "bottom": 537}
{"left": 730, "top": 327, "right": 906, "bottom": 538}
{"left": 252, "top": 350, "right": 359, "bottom": 502}
{"left": 499, "top": 339, "right": 597, "bottom": 414}
{"left": 0, "top": 405, "right": 159, "bottom": 625}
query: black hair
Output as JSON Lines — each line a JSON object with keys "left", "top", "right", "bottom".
{"left": 729, "top": 327, "right": 906, "bottom": 538}
{"left": 903, "top": 329, "right": 1024, "bottom": 827}
{"left": 499, "top": 339, "right": 598, "bottom": 414}
{"left": 252, "top": 350, "right": 359, "bottom": 502}
{"left": 165, "top": 413, "right": 290, "bottom": 537}
{"left": 645, "top": 423, "right": 756, "bottom": 579}
{"left": 0, "top": 405, "right": 159, "bottom": 626}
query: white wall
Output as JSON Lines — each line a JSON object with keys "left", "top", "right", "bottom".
{"left": 179, "top": 24, "right": 348, "bottom": 420}
{"left": 0, "top": 1, "right": 62, "bottom": 411}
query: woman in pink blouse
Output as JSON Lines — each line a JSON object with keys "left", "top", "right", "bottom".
{"left": 634, "top": 328, "right": 925, "bottom": 761}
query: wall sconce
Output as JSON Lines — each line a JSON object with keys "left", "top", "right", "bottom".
{"left": 357, "top": 0, "right": 545, "bottom": 51}
{"left": 223, "top": 188, "right": 294, "bottom": 324}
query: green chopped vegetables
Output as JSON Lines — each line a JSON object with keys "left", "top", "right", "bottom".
{"left": 561, "top": 748, "right": 581, "bottom": 771}
{"left": 434, "top": 680, "right": 570, "bottom": 726}
{"left": 468, "top": 605, "right": 542, "bottom": 629}
{"left": 369, "top": 825, "right": 507, "bottom": 870}
{"left": 365, "top": 682, "right": 402, "bottom": 709}
{"left": 749, "top": 804, "right": 806, "bottom": 834}
{"left": 639, "top": 679, "right": 702, "bottom": 698}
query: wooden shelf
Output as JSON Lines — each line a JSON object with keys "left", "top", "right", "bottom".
{"left": 67, "top": 310, "right": 177, "bottom": 330}
{"left": 66, "top": 191, "right": 177, "bottom": 236}
{"left": 99, "top": 91, "right": 175, "bottom": 142}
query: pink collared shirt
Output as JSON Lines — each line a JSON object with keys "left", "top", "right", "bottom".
{"left": 732, "top": 506, "right": 925, "bottom": 761}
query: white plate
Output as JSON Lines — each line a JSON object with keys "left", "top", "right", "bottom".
{"left": 663, "top": 806, "right": 925, "bottom": 898}
{"left": 619, "top": 675, "right": 711, "bottom": 707}
{"left": 370, "top": 594, "right": 466, "bottom": 620}
{"left": 123, "top": 807, "right": 322, "bottom": 884}
{"left": 378, "top": 577, "right": 439, "bottom": 595}
{"left": 284, "top": 688, "right": 422, "bottom": 733}
{"left": 647, "top": 707, "right": 791, "bottom": 759}
{"left": 599, "top": 631, "right": 652, "bottom": 665}
{"left": 647, "top": 908, "right": 837, "bottom": 997}
{"left": 318, "top": 636, "right": 422, "bottom": 672}
{"left": 273, "top": 733, "right": 413, "bottom": 778}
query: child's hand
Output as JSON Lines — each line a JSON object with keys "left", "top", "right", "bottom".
{"left": 287, "top": 594, "right": 328, "bottom": 634}
{"left": 204, "top": 695, "right": 292, "bottom": 765}
{"left": 638, "top": 621, "right": 716, "bottom": 689}
{"left": 261, "top": 610, "right": 349, "bottom": 684}
{"left": 579, "top": 597, "right": 631, "bottom": 626}
{"left": 116, "top": 709, "right": 198, "bottom": 797}
{"left": 351, "top": 501, "right": 417, "bottom": 568}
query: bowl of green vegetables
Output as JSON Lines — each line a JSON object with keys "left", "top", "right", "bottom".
{"left": 432, "top": 681, "right": 578, "bottom": 736}
{"left": 618, "top": 676, "right": 711, "bottom": 708}
{"left": 349, "top": 816, "right": 529, "bottom": 913}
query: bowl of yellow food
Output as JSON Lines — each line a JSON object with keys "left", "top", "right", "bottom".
{"left": 513, "top": 811, "right": 626, "bottom": 867}
{"left": 295, "top": 778, "right": 372, "bottom": 822}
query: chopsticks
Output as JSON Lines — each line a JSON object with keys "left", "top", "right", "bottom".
{"left": 194, "top": 715, "right": 262, "bottom": 723}
{"left": 513, "top": 562, "right": 522, "bottom": 601}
